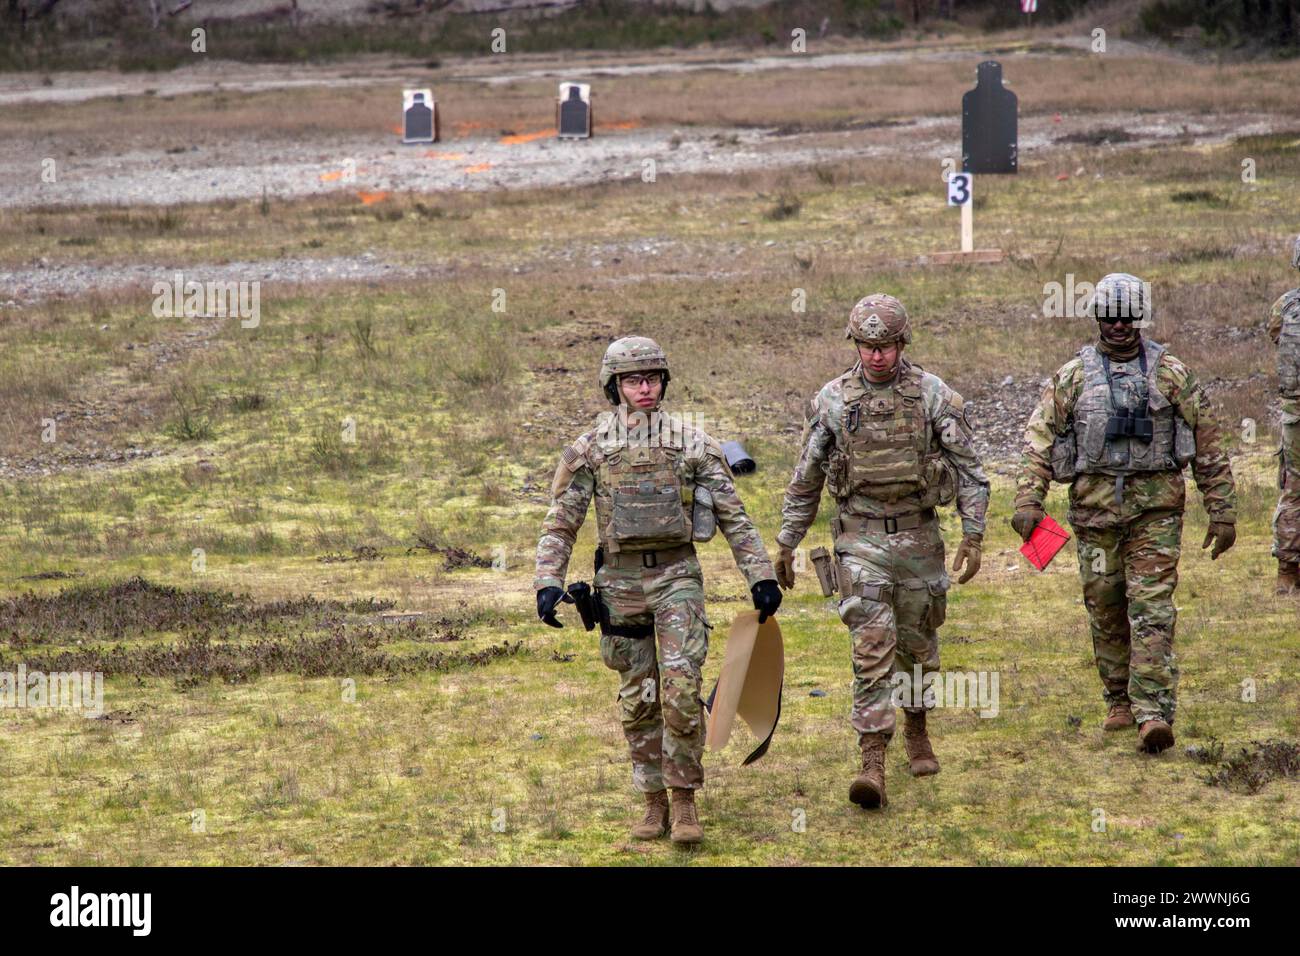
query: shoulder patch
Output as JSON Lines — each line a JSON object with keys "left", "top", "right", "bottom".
{"left": 550, "top": 436, "right": 590, "bottom": 498}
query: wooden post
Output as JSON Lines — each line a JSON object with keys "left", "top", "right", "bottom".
{"left": 961, "top": 201, "right": 973, "bottom": 253}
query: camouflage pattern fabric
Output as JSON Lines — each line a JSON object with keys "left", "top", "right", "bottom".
{"left": 837, "top": 517, "right": 948, "bottom": 742}
{"left": 778, "top": 358, "right": 990, "bottom": 547}
{"left": 1270, "top": 291, "right": 1300, "bottom": 562}
{"left": 1074, "top": 509, "right": 1183, "bottom": 725}
{"left": 1015, "top": 335, "right": 1236, "bottom": 729}
{"left": 1066, "top": 341, "right": 1194, "bottom": 478}
{"left": 779, "top": 358, "right": 987, "bottom": 746}
{"left": 1273, "top": 407, "right": 1300, "bottom": 563}
{"left": 535, "top": 403, "right": 776, "bottom": 791}
{"left": 536, "top": 405, "right": 776, "bottom": 591}
{"left": 1015, "top": 338, "right": 1237, "bottom": 529}
{"left": 595, "top": 552, "right": 710, "bottom": 791}
{"left": 1270, "top": 289, "right": 1300, "bottom": 399}
{"left": 846, "top": 293, "right": 912, "bottom": 345}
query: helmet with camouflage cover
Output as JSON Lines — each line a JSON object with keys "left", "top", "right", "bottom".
{"left": 846, "top": 294, "right": 912, "bottom": 346}
{"left": 1291, "top": 235, "right": 1300, "bottom": 270}
{"left": 600, "top": 336, "right": 671, "bottom": 405}
{"left": 1089, "top": 272, "right": 1152, "bottom": 324}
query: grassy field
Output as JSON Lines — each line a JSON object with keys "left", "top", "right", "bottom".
{"left": 2, "top": 50, "right": 1300, "bottom": 865}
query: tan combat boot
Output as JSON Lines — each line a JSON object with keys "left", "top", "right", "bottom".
{"left": 1277, "top": 561, "right": 1300, "bottom": 595}
{"left": 849, "top": 735, "right": 888, "bottom": 809}
{"left": 1103, "top": 702, "right": 1136, "bottom": 731}
{"left": 1137, "top": 719, "right": 1175, "bottom": 754}
{"left": 669, "top": 788, "right": 703, "bottom": 845}
{"left": 630, "top": 789, "right": 669, "bottom": 840}
{"left": 902, "top": 710, "right": 940, "bottom": 776}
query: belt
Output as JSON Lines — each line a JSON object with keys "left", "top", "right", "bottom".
{"left": 833, "top": 509, "right": 936, "bottom": 537}
{"left": 603, "top": 542, "right": 696, "bottom": 570}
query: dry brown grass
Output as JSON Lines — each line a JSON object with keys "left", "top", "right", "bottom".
{"left": 4, "top": 50, "right": 1299, "bottom": 147}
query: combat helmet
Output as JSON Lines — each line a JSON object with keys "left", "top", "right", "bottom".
{"left": 600, "top": 336, "right": 671, "bottom": 406}
{"left": 846, "top": 294, "right": 912, "bottom": 346}
{"left": 1291, "top": 235, "right": 1300, "bottom": 270}
{"left": 1089, "top": 273, "right": 1152, "bottom": 324}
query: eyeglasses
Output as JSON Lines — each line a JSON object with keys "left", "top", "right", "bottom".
{"left": 621, "top": 372, "right": 663, "bottom": 389}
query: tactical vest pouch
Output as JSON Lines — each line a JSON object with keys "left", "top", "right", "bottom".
{"left": 825, "top": 449, "right": 849, "bottom": 499}
{"left": 1173, "top": 414, "right": 1196, "bottom": 469}
{"left": 690, "top": 485, "right": 717, "bottom": 542}
{"left": 918, "top": 454, "right": 957, "bottom": 508}
{"left": 608, "top": 448, "right": 692, "bottom": 550}
{"left": 1050, "top": 429, "right": 1077, "bottom": 482}
{"left": 1278, "top": 301, "right": 1300, "bottom": 396}
{"left": 845, "top": 431, "right": 924, "bottom": 501}
{"left": 810, "top": 546, "right": 838, "bottom": 597}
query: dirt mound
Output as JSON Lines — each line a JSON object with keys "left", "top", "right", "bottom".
{"left": 0, "top": 575, "right": 397, "bottom": 642}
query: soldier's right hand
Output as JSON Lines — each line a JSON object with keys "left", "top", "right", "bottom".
{"left": 536, "top": 586, "right": 569, "bottom": 628}
{"left": 1011, "top": 505, "right": 1045, "bottom": 543}
{"left": 775, "top": 546, "right": 797, "bottom": 590}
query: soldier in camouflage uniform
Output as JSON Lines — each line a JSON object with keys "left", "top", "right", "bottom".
{"left": 775, "top": 295, "right": 989, "bottom": 810}
{"left": 1012, "top": 273, "right": 1237, "bottom": 754}
{"left": 1268, "top": 236, "right": 1300, "bottom": 595}
{"left": 534, "top": 337, "right": 781, "bottom": 844}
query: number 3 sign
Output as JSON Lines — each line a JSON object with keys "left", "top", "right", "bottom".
{"left": 947, "top": 172, "right": 973, "bottom": 206}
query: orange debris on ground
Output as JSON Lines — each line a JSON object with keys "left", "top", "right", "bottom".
{"left": 463, "top": 163, "right": 493, "bottom": 174}
{"left": 358, "top": 191, "right": 390, "bottom": 205}
{"left": 499, "top": 129, "right": 554, "bottom": 145}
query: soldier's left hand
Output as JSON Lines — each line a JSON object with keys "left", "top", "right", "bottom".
{"left": 751, "top": 579, "right": 783, "bottom": 623}
{"left": 1201, "top": 521, "right": 1236, "bottom": 560}
{"left": 952, "top": 534, "right": 982, "bottom": 584}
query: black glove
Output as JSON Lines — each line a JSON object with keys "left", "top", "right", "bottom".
{"left": 536, "top": 586, "right": 569, "bottom": 628}
{"left": 751, "top": 579, "right": 783, "bottom": 624}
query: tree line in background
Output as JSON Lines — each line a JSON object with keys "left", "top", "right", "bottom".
{"left": 0, "top": 1, "right": 1296, "bottom": 70}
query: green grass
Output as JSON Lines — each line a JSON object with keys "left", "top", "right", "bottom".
{"left": 2, "top": 97, "right": 1300, "bottom": 864}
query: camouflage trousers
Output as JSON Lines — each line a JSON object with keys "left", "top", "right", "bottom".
{"left": 1272, "top": 410, "right": 1300, "bottom": 564}
{"left": 1073, "top": 509, "right": 1182, "bottom": 726}
{"left": 594, "top": 550, "right": 710, "bottom": 792}
{"left": 834, "top": 515, "right": 949, "bottom": 746}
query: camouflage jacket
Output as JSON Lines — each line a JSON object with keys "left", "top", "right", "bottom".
{"left": 534, "top": 404, "right": 777, "bottom": 591}
{"left": 1269, "top": 288, "right": 1300, "bottom": 414}
{"left": 777, "top": 358, "right": 990, "bottom": 549}
{"left": 1014, "top": 339, "right": 1237, "bottom": 528}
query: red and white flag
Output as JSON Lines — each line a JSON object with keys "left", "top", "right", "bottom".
{"left": 1021, "top": 0, "right": 1038, "bottom": 12}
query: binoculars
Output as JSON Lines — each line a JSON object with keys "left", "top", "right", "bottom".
{"left": 1105, "top": 408, "right": 1154, "bottom": 443}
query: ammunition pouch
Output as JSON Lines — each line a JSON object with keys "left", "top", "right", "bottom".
{"left": 824, "top": 449, "right": 849, "bottom": 499}
{"left": 917, "top": 454, "right": 958, "bottom": 509}
{"left": 1050, "top": 429, "right": 1077, "bottom": 482}
{"left": 810, "top": 546, "right": 838, "bottom": 597}
{"left": 691, "top": 485, "right": 717, "bottom": 542}
{"left": 1173, "top": 414, "right": 1196, "bottom": 469}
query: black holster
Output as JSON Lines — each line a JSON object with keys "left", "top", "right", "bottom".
{"left": 566, "top": 572, "right": 654, "bottom": 639}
